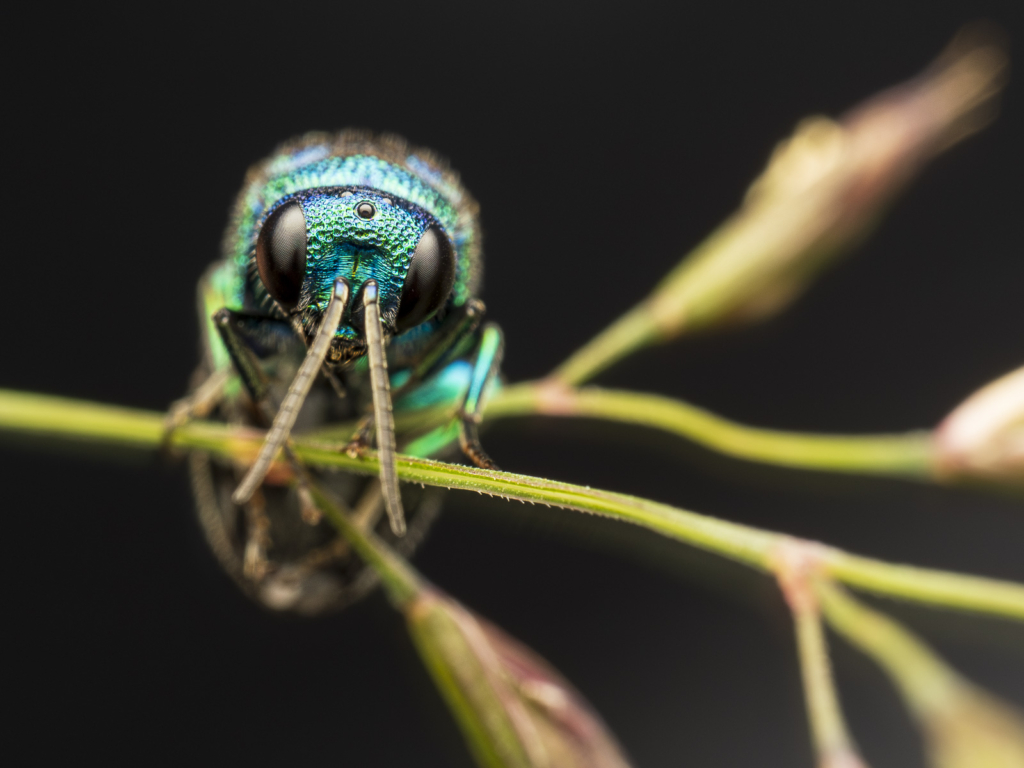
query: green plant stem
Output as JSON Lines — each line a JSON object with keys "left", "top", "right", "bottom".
{"left": 0, "top": 389, "right": 168, "bottom": 445}
{"left": 546, "top": 177, "right": 864, "bottom": 388}
{"left": 1, "top": 388, "right": 1022, "bottom": 623}
{"left": 548, "top": 305, "right": 663, "bottom": 389}
{"left": 820, "top": 580, "right": 1024, "bottom": 768}
{"left": 486, "top": 383, "right": 936, "bottom": 479}
{"left": 304, "top": 482, "right": 544, "bottom": 768}
{"left": 304, "top": 484, "right": 420, "bottom": 606}
{"left": 544, "top": 199, "right": 823, "bottom": 388}
{"left": 820, "top": 551, "right": 1024, "bottom": 619}
{"left": 792, "top": 600, "right": 858, "bottom": 763}
{"left": 549, "top": 39, "right": 1007, "bottom": 389}
{"left": 818, "top": 581, "right": 963, "bottom": 715}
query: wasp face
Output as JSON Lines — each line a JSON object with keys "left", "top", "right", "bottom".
{"left": 254, "top": 186, "right": 457, "bottom": 364}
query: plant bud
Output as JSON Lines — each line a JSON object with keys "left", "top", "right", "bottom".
{"left": 818, "top": 581, "right": 1024, "bottom": 768}
{"left": 405, "top": 587, "right": 632, "bottom": 768}
{"left": 922, "top": 686, "right": 1024, "bottom": 768}
{"left": 644, "top": 27, "right": 1006, "bottom": 336}
{"left": 820, "top": 750, "right": 871, "bottom": 768}
{"left": 935, "top": 365, "right": 1024, "bottom": 487}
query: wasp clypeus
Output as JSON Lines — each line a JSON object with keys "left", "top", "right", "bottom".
{"left": 175, "top": 131, "right": 503, "bottom": 615}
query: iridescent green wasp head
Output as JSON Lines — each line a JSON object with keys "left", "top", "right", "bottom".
{"left": 235, "top": 185, "right": 459, "bottom": 536}
{"left": 254, "top": 187, "right": 456, "bottom": 364}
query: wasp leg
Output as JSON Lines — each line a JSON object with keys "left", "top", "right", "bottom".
{"left": 212, "top": 309, "right": 298, "bottom": 411}
{"left": 299, "top": 479, "right": 441, "bottom": 569}
{"left": 342, "top": 414, "right": 375, "bottom": 457}
{"left": 299, "top": 481, "right": 384, "bottom": 568}
{"left": 188, "top": 452, "right": 275, "bottom": 591}
{"left": 189, "top": 451, "right": 245, "bottom": 584}
{"left": 292, "top": 479, "right": 442, "bottom": 610}
{"left": 392, "top": 299, "right": 486, "bottom": 398}
{"left": 342, "top": 300, "right": 486, "bottom": 456}
{"left": 214, "top": 308, "right": 326, "bottom": 522}
{"left": 458, "top": 323, "right": 504, "bottom": 470}
{"left": 164, "top": 367, "right": 232, "bottom": 443}
{"left": 241, "top": 487, "right": 273, "bottom": 582}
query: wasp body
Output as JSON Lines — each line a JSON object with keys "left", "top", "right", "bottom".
{"left": 185, "top": 132, "right": 503, "bottom": 614}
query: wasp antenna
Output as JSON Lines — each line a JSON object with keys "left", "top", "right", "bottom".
{"left": 362, "top": 280, "right": 406, "bottom": 536}
{"left": 232, "top": 279, "right": 350, "bottom": 506}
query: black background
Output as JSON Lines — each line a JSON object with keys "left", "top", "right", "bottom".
{"left": 3, "top": 2, "right": 1024, "bottom": 766}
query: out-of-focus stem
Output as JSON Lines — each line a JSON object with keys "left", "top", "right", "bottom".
{"left": 0, "top": 388, "right": 1022, "bottom": 623}
{"left": 794, "top": 608, "right": 865, "bottom": 767}
{"left": 818, "top": 581, "right": 958, "bottom": 713}
{"left": 818, "top": 581, "right": 1024, "bottom": 768}
{"left": 549, "top": 30, "right": 1006, "bottom": 387}
{"left": 821, "top": 551, "right": 1024, "bottom": 620}
{"left": 304, "top": 476, "right": 635, "bottom": 768}
{"left": 486, "top": 384, "right": 935, "bottom": 479}
{"left": 775, "top": 548, "right": 867, "bottom": 767}
{"left": 548, "top": 305, "right": 661, "bottom": 389}
{"left": 306, "top": 484, "right": 420, "bottom": 606}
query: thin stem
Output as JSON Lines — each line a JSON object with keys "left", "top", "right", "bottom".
{"left": 0, "top": 389, "right": 167, "bottom": 445}
{"left": 548, "top": 36, "right": 1007, "bottom": 388}
{"left": 775, "top": 550, "right": 864, "bottom": 767}
{"left": 305, "top": 483, "right": 421, "bottom": 607}
{"left": 549, "top": 304, "right": 663, "bottom": 388}
{"left": 1, "top": 389, "right": 1022, "bottom": 622}
{"left": 548, "top": 197, "right": 837, "bottom": 388}
{"left": 794, "top": 605, "right": 860, "bottom": 765}
{"left": 485, "top": 384, "right": 936, "bottom": 479}
{"left": 817, "top": 581, "right": 963, "bottom": 716}
{"left": 821, "top": 551, "right": 1024, "bottom": 620}
{"left": 819, "top": 580, "right": 1024, "bottom": 765}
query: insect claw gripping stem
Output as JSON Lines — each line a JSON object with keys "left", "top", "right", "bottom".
{"left": 458, "top": 413, "right": 498, "bottom": 470}
{"left": 457, "top": 323, "right": 504, "bottom": 470}
{"left": 160, "top": 367, "right": 231, "bottom": 451}
{"left": 363, "top": 280, "right": 406, "bottom": 537}
{"left": 343, "top": 414, "right": 375, "bottom": 458}
{"left": 232, "top": 278, "right": 350, "bottom": 506}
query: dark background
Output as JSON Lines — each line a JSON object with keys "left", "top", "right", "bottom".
{"left": 3, "top": 2, "right": 1023, "bottom": 766}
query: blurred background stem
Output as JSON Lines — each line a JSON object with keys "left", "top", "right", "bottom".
{"left": 774, "top": 550, "right": 867, "bottom": 768}
{"left": 818, "top": 581, "right": 1024, "bottom": 767}
{"left": 487, "top": 384, "right": 935, "bottom": 479}
{"left": 548, "top": 30, "right": 1006, "bottom": 388}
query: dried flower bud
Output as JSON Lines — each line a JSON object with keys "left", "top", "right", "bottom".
{"left": 922, "top": 686, "right": 1024, "bottom": 768}
{"left": 818, "top": 581, "right": 1024, "bottom": 768}
{"left": 645, "top": 26, "right": 1007, "bottom": 335}
{"left": 553, "top": 28, "right": 1007, "bottom": 387}
{"left": 935, "top": 365, "right": 1024, "bottom": 487}
{"left": 405, "top": 587, "right": 632, "bottom": 768}
{"left": 820, "top": 750, "right": 871, "bottom": 768}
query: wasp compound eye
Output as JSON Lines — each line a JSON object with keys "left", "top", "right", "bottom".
{"left": 355, "top": 201, "right": 376, "bottom": 220}
{"left": 255, "top": 200, "right": 307, "bottom": 311}
{"left": 395, "top": 225, "right": 456, "bottom": 333}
